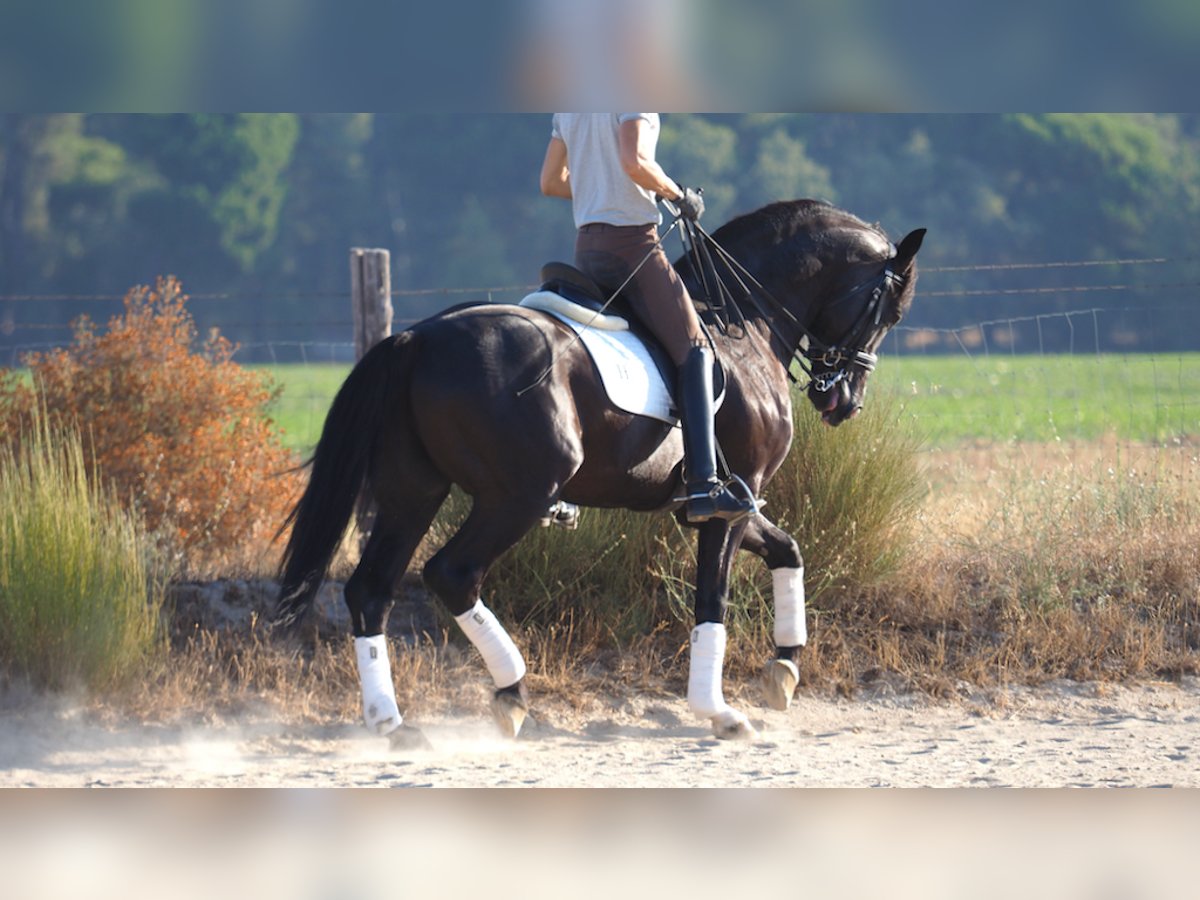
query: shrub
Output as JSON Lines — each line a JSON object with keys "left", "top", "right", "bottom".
{"left": 0, "top": 277, "right": 303, "bottom": 573}
{"left": 759, "top": 391, "right": 927, "bottom": 601}
{"left": 0, "top": 409, "right": 164, "bottom": 691}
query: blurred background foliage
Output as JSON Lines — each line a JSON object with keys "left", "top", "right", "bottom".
{"left": 2, "top": 113, "right": 1199, "bottom": 350}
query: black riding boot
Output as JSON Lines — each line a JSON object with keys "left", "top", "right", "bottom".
{"left": 677, "top": 345, "right": 758, "bottom": 523}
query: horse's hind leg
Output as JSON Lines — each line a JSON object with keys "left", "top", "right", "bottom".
{"left": 344, "top": 488, "right": 447, "bottom": 743}
{"left": 422, "top": 495, "right": 549, "bottom": 738}
{"left": 740, "top": 515, "right": 805, "bottom": 710}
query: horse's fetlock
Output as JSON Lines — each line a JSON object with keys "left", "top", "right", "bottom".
{"left": 344, "top": 581, "right": 394, "bottom": 635}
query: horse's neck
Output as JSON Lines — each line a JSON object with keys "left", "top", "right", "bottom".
{"left": 694, "top": 232, "right": 815, "bottom": 358}
{"left": 679, "top": 218, "right": 832, "bottom": 373}
{"left": 711, "top": 318, "right": 793, "bottom": 390}
{"left": 709, "top": 321, "right": 795, "bottom": 457}
{"left": 705, "top": 273, "right": 809, "bottom": 377}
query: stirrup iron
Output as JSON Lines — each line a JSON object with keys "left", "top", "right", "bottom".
{"left": 677, "top": 473, "right": 763, "bottom": 524}
{"left": 539, "top": 500, "right": 579, "bottom": 530}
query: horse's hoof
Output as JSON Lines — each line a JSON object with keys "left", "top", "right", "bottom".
{"left": 490, "top": 683, "right": 529, "bottom": 739}
{"left": 763, "top": 658, "right": 800, "bottom": 711}
{"left": 711, "top": 709, "right": 757, "bottom": 741}
{"left": 387, "top": 723, "right": 432, "bottom": 751}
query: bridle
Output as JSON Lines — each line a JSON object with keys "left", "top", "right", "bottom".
{"left": 676, "top": 214, "right": 906, "bottom": 392}
{"left": 805, "top": 266, "right": 907, "bottom": 392}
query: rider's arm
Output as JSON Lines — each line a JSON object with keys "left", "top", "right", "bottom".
{"left": 539, "top": 136, "right": 572, "bottom": 199}
{"left": 618, "top": 118, "right": 681, "bottom": 201}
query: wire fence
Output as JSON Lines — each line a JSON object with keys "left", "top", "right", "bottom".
{"left": 3, "top": 256, "right": 1198, "bottom": 454}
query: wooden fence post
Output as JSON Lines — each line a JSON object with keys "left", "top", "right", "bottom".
{"left": 350, "top": 248, "right": 392, "bottom": 546}
{"left": 350, "top": 247, "right": 393, "bottom": 359}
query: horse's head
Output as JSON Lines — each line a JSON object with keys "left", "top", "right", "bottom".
{"left": 678, "top": 200, "right": 926, "bottom": 426}
{"left": 804, "top": 226, "right": 925, "bottom": 426}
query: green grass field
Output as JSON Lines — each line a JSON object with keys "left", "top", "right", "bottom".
{"left": 250, "top": 353, "right": 1200, "bottom": 452}
{"left": 882, "top": 352, "right": 1200, "bottom": 446}
{"left": 249, "top": 363, "right": 351, "bottom": 454}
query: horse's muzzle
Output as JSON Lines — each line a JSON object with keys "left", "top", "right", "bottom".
{"left": 809, "top": 380, "right": 861, "bottom": 427}
{"left": 821, "top": 403, "right": 862, "bottom": 427}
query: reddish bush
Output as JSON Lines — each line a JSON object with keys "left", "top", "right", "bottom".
{"left": 0, "top": 277, "right": 302, "bottom": 572}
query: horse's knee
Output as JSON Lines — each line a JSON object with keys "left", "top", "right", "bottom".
{"left": 343, "top": 575, "right": 394, "bottom": 636}
{"left": 768, "top": 537, "right": 803, "bottom": 572}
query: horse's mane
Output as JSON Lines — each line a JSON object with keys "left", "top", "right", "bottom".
{"left": 709, "top": 199, "right": 894, "bottom": 265}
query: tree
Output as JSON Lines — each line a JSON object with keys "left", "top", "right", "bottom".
{"left": 737, "top": 117, "right": 836, "bottom": 211}
{"left": 659, "top": 115, "right": 739, "bottom": 223}
{"left": 92, "top": 114, "right": 299, "bottom": 277}
{"left": 0, "top": 115, "right": 78, "bottom": 294}
{"left": 5, "top": 114, "right": 1200, "bottom": 353}
{"left": 1, "top": 277, "right": 302, "bottom": 572}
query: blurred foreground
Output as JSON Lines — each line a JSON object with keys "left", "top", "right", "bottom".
{"left": 1, "top": 782, "right": 1198, "bottom": 898}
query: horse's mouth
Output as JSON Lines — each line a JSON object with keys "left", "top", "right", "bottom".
{"left": 809, "top": 383, "right": 840, "bottom": 412}
{"left": 810, "top": 381, "right": 862, "bottom": 426}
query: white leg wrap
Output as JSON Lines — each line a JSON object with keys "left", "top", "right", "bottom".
{"left": 687, "top": 622, "right": 730, "bottom": 719}
{"left": 772, "top": 566, "right": 807, "bottom": 647}
{"left": 354, "top": 635, "right": 402, "bottom": 735}
{"left": 455, "top": 600, "right": 526, "bottom": 689}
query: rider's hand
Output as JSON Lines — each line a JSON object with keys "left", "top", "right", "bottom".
{"left": 675, "top": 186, "right": 705, "bottom": 222}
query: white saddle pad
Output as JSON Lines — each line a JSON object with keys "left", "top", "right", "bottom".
{"left": 520, "top": 291, "right": 678, "bottom": 424}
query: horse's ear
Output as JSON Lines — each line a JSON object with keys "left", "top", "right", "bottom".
{"left": 894, "top": 228, "right": 926, "bottom": 271}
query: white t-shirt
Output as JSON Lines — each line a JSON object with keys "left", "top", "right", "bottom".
{"left": 551, "top": 113, "right": 663, "bottom": 229}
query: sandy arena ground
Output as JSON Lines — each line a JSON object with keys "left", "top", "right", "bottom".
{"left": 3, "top": 677, "right": 1199, "bottom": 787}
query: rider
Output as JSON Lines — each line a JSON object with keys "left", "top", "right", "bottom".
{"left": 539, "top": 113, "right": 757, "bottom": 523}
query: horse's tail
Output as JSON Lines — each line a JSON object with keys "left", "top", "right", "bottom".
{"left": 273, "top": 333, "right": 412, "bottom": 628}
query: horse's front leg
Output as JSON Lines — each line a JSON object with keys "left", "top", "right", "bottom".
{"left": 740, "top": 515, "right": 806, "bottom": 710}
{"left": 689, "top": 518, "right": 757, "bottom": 740}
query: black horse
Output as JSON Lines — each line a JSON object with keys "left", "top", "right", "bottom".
{"left": 275, "top": 199, "right": 924, "bottom": 743}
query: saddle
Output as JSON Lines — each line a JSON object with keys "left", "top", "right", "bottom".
{"left": 535, "top": 264, "right": 640, "bottom": 331}
{"left": 537, "top": 262, "right": 608, "bottom": 309}
{"left": 528, "top": 262, "right": 726, "bottom": 409}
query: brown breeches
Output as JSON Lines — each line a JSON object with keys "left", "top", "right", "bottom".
{"left": 575, "top": 222, "right": 704, "bottom": 367}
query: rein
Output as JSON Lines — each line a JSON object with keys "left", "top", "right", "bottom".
{"left": 515, "top": 204, "right": 902, "bottom": 400}
{"left": 675, "top": 213, "right": 904, "bottom": 391}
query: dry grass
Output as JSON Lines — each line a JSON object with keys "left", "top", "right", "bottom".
{"left": 94, "top": 621, "right": 674, "bottom": 729}
{"left": 73, "top": 438, "right": 1200, "bottom": 728}
{"left": 791, "top": 439, "right": 1200, "bottom": 696}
